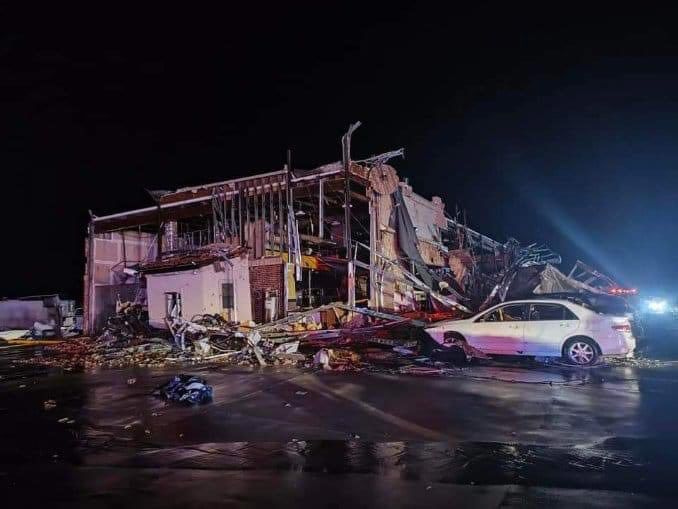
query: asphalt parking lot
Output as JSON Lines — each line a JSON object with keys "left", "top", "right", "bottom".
{"left": 1, "top": 343, "right": 677, "bottom": 507}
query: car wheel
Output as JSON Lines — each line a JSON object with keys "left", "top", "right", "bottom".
{"left": 564, "top": 337, "right": 599, "bottom": 366}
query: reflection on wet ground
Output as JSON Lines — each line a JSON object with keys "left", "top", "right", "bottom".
{"left": 2, "top": 345, "right": 678, "bottom": 507}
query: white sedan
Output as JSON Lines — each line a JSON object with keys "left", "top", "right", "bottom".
{"left": 425, "top": 299, "right": 636, "bottom": 365}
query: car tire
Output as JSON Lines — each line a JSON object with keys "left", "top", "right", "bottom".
{"left": 563, "top": 337, "right": 600, "bottom": 366}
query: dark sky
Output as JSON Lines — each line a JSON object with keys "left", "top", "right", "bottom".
{"left": 2, "top": 3, "right": 678, "bottom": 299}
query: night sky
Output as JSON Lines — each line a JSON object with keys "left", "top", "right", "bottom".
{"left": 2, "top": 3, "right": 678, "bottom": 300}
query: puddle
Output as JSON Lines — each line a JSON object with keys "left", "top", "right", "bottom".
{"left": 64, "top": 437, "right": 676, "bottom": 496}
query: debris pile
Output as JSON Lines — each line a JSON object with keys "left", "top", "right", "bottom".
{"left": 20, "top": 300, "right": 475, "bottom": 373}
{"left": 24, "top": 337, "right": 173, "bottom": 369}
{"left": 105, "top": 301, "right": 150, "bottom": 339}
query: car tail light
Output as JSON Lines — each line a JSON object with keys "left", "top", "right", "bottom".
{"left": 612, "top": 323, "right": 632, "bottom": 332}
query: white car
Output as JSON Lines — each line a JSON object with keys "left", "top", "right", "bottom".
{"left": 426, "top": 299, "right": 636, "bottom": 365}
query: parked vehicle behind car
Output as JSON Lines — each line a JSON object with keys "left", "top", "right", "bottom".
{"left": 425, "top": 299, "right": 635, "bottom": 365}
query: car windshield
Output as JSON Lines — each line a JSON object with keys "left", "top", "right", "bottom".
{"left": 480, "top": 304, "right": 525, "bottom": 322}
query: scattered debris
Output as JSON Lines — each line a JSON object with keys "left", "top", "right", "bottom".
{"left": 313, "top": 348, "right": 332, "bottom": 370}
{"left": 393, "top": 346, "right": 416, "bottom": 356}
{"left": 43, "top": 399, "right": 57, "bottom": 410}
{"left": 126, "top": 378, "right": 137, "bottom": 385}
{"left": 0, "top": 330, "right": 31, "bottom": 340}
{"left": 0, "top": 294, "right": 81, "bottom": 338}
{"left": 17, "top": 299, "right": 483, "bottom": 375}
{"left": 105, "top": 300, "right": 150, "bottom": 338}
{"left": 32, "top": 321, "right": 57, "bottom": 339}
{"left": 274, "top": 341, "right": 300, "bottom": 355}
{"left": 154, "top": 374, "right": 213, "bottom": 405}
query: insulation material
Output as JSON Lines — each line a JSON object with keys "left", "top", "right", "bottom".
{"left": 417, "top": 240, "right": 446, "bottom": 267}
{"left": 285, "top": 263, "right": 297, "bottom": 300}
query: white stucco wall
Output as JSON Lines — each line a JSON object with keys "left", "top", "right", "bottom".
{"left": 146, "top": 256, "right": 252, "bottom": 328}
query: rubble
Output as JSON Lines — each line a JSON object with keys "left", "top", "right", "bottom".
{"left": 19, "top": 300, "right": 461, "bottom": 373}
{"left": 105, "top": 300, "right": 150, "bottom": 338}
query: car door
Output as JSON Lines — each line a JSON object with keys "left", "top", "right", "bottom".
{"left": 470, "top": 303, "right": 527, "bottom": 354}
{"left": 522, "top": 303, "right": 580, "bottom": 356}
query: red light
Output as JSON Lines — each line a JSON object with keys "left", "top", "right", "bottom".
{"left": 608, "top": 287, "right": 638, "bottom": 296}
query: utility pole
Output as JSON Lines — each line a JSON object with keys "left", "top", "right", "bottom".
{"left": 286, "top": 149, "right": 293, "bottom": 261}
{"left": 146, "top": 190, "right": 171, "bottom": 260}
{"left": 341, "top": 121, "right": 361, "bottom": 254}
{"left": 341, "top": 121, "right": 361, "bottom": 307}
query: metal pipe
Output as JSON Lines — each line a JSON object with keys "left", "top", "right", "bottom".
{"left": 156, "top": 202, "right": 163, "bottom": 260}
{"left": 341, "top": 121, "right": 361, "bottom": 256}
{"left": 318, "top": 178, "right": 325, "bottom": 239}
{"left": 286, "top": 150, "right": 293, "bottom": 261}
{"left": 269, "top": 183, "right": 274, "bottom": 249}
{"left": 278, "top": 184, "right": 284, "bottom": 252}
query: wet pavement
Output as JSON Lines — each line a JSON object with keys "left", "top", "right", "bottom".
{"left": 2, "top": 345, "right": 678, "bottom": 507}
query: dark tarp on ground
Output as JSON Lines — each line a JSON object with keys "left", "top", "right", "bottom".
{"left": 154, "top": 375, "right": 213, "bottom": 405}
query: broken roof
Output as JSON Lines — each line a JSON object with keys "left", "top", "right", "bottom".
{"left": 90, "top": 161, "right": 369, "bottom": 233}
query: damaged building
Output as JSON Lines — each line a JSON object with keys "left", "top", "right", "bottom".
{"left": 83, "top": 128, "right": 562, "bottom": 335}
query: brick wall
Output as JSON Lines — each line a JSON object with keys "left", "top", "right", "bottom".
{"left": 249, "top": 257, "right": 285, "bottom": 323}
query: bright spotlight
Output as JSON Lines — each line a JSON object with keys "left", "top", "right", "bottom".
{"left": 647, "top": 299, "right": 668, "bottom": 314}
